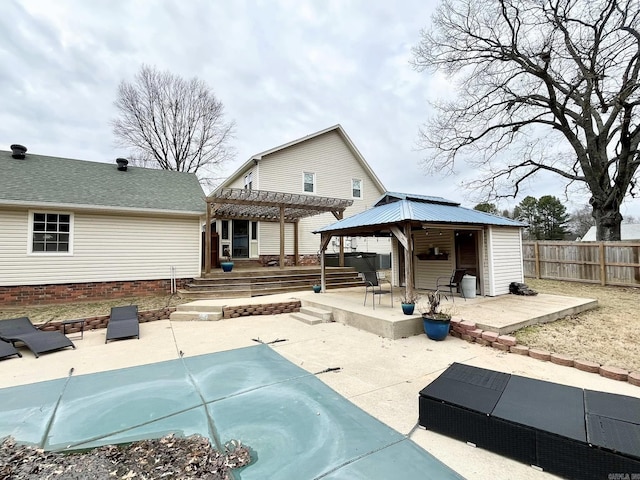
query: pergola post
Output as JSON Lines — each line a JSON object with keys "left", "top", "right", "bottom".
{"left": 279, "top": 205, "right": 285, "bottom": 269}
{"left": 294, "top": 220, "right": 299, "bottom": 266}
{"left": 205, "top": 200, "right": 212, "bottom": 275}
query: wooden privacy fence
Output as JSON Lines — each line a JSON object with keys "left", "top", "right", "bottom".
{"left": 523, "top": 241, "right": 640, "bottom": 287}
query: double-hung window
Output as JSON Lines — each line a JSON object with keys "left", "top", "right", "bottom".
{"left": 303, "top": 172, "right": 315, "bottom": 193}
{"left": 244, "top": 171, "right": 253, "bottom": 190}
{"left": 352, "top": 179, "right": 362, "bottom": 199}
{"left": 30, "top": 212, "right": 72, "bottom": 253}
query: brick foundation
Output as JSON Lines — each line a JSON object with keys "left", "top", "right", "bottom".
{"left": 0, "top": 279, "right": 190, "bottom": 307}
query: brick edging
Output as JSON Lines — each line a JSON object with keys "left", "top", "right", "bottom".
{"left": 222, "top": 301, "right": 301, "bottom": 318}
{"left": 450, "top": 318, "right": 640, "bottom": 388}
{"left": 37, "top": 307, "right": 178, "bottom": 334}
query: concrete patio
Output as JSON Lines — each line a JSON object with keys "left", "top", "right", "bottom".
{"left": 0, "top": 296, "right": 635, "bottom": 479}
{"left": 173, "top": 286, "right": 598, "bottom": 338}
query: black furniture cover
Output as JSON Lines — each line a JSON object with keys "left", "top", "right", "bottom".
{"left": 419, "top": 363, "right": 640, "bottom": 480}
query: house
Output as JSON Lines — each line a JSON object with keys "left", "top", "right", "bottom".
{"left": 314, "top": 192, "right": 526, "bottom": 296}
{"left": 0, "top": 145, "right": 206, "bottom": 306}
{"left": 207, "top": 125, "right": 390, "bottom": 268}
{"left": 580, "top": 224, "right": 640, "bottom": 241}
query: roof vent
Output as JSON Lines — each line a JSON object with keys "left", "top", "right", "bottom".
{"left": 10, "top": 144, "right": 27, "bottom": 159}
{"left": 116, "top": 158, "right": 129, "bottom": 171}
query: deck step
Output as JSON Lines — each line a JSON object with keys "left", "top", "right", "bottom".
{"left": 291, "top": 306, "right": 332, "bottom": 325}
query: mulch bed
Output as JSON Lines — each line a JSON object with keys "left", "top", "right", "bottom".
{"left": 0, "top": 434, "right": 251, "bottom": 480}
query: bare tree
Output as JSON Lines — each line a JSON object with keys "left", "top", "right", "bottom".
{"left": 112, "top": 65, "right": 235, "bottom": 186}
{"left": 413, "top": 0, "right": 640, "bottom": 240}
{"left": 568, "top": 205, "right": 596, "bottom": 238}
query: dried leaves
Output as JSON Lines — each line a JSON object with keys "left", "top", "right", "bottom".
{"left": 0, "top": 434, "right": 251, "bottom": 480}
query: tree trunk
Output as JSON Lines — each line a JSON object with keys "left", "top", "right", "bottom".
{"left": 591, "top": 205, "right": 622, "bottom": 241}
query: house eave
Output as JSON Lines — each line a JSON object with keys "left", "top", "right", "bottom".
{"left": 0, "top": 199, "right": 205, "bottom": 217}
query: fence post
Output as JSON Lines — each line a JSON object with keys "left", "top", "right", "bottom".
{"left": 534, "top": 242, "right": 540, "bottom": 279}
{"left": 599, "top": 242, "right": 606, "bottom": 286}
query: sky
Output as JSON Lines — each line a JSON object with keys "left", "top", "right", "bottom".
{"left": 2, "top": 0, "right": 639, "bottom": 219}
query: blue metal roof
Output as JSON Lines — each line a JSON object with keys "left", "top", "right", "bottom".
{"left": 314, "top": 193, "right": 525, "bottom": 233}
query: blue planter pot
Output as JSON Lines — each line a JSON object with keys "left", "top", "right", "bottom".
{"left": 221, "top": 261, "right": 234, "bottom": 272}
{"left": 401, "top": 303, "right": 415, "bottom": 315}
{"left": 422, "top": 316, "right": 451, "bottom": 341}
{"left": 312, "top": 285, "right": 322, "bottom": 293}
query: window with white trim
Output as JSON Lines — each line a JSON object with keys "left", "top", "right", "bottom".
{"left": 244, "top": 171, "right": 253, "bottom": 190}
{"left": 352, "top": 178, "right": 362, "bottom": 199}
{"left": 31, "top": 212, "right": 72, "bottom": 253}
{"left": 303, "top": 172, "right": 315, "bottom": 193}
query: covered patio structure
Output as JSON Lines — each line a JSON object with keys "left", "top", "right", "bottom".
{"left": 314, "top": 192, "right": 527, "bottom": 300}
{"left": 204, "top": 188, "right": 353, "bottom": 274}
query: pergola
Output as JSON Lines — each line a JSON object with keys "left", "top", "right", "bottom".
{"left": 204, "top": 188, "right": 353, "bottom": 273}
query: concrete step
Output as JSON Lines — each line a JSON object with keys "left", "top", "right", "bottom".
{"left": 300, "top": 306, "right": 333, "bottom": 322}
{"left": 170, "top": 311, "right": 223, "bottom": 321}
{"left": 290, "top": 312, "right": 323, "bottom": 325}
{"left": 291, "top": 305, "right": 332, "bottom": 325}
{"left": 175, "top": 304, "right": 223, "bottom": 313}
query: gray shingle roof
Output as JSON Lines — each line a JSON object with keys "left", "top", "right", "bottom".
{"left": 314, "top": 192, "right": 525, "bottom": 233}
{"left": 0, "top": 150, "right": 206, "bottom": 214}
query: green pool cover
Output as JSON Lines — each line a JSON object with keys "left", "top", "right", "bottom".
{"left": 0, "top": 344, "right": 463, "bottom": 479}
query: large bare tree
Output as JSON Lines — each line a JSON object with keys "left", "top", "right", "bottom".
{"left": 112, "top": 65, "right": 235, "bottom": 186}
{"left": 413, "top": 0, "right": 640, "bottom": 240}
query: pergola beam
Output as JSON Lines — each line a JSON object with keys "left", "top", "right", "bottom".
{"left": 203, "top": 188, "right": 353, "bottom": 273}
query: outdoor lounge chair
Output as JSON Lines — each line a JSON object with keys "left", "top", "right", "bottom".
{"left": 0, "top": 338, "right": 21, "bottom": 360}
{"left": 105, "top": 305, "right": 140, "bottom": 343}
{"left": 436, "top": 268, "right": 467, "bottom": 298}
{"left": 0, "top": 317, "right": 75, "bottom": 358}
{"left": 363, "top": 271, "right": 393, "bottom": 310}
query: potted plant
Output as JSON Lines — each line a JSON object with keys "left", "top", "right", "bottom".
{"left": 312, "top": 284, "right": 322, "bottom": 293}
{"left": 220, "top": 247, "right": 234, "bottom": 272}
{"left": 419, "top": 289, "right": 451, "bottom": 340}
{"left": 398, "top": 291, "right": 420, "bottom": 315}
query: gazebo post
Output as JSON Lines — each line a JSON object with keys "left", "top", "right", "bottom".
{"left": 320, "top": 233, "right": 332, "bottom": 292}
{"left": 403, "top": 221, "right": 415, "bottom": 298}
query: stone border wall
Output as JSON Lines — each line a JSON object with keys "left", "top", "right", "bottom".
{"left": 450, "top": 318, "right": 640, "bottom": 387}
{"left": 37, "top": 307, "right": 177, "bottom": 334}
{"left": 0, "top": 280, "right": 190, "bottom": 307}
{"left": 223, "top": 301, "right": 301, "bottom": 318}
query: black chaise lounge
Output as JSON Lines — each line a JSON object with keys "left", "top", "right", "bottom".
{"left": 0, "top": 317, "right": 75, "bottom": 358}
{"left": 0, "top": 338, "right": 22, "bottom": 360}
{"left": 105, "top": 305, "right": 140, "bottom": 343}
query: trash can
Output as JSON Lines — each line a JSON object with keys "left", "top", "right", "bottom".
{"left": 460, "top": 275, "right": 476, "bottom": 299}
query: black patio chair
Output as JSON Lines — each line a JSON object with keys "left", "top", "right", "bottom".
{"left": 105, "top": 305, "right": 140, "bottom": 343}
{"left": 0, "top": 338, "right": 21, "bottom": 360}
{"left": 363, "top": 271, "right": 393, "bottom": 310}
{"left": 436, "top": 269, "right": 467, "bottom": 298}
{"left": 0, "top": 317, "right": 75, "bottom": 358}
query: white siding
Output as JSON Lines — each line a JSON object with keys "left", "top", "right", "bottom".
{"left": 255, "top": 130, "right": 387, "bottom": 255}
{"left": 413, "top": 229, "right": 455, "bottom": 290}
{"left": 0, "top": 208, "right": 201, "bottom": 286}
{"left": 487, "top": 226, "right": 524, "bottom": 296}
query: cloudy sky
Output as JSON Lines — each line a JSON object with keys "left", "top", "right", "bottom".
{"left": 2, "top": 0, "right": 639, "bottom": 218}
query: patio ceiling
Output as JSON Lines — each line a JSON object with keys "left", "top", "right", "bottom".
{"left": 207, "top": 188, "right": 354, "bottom": 222}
